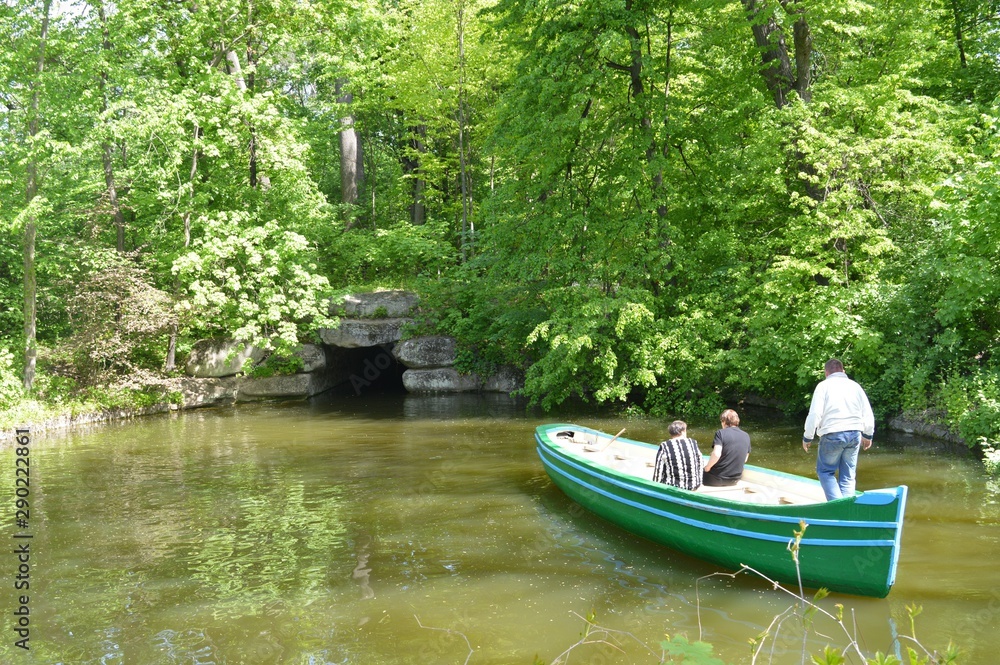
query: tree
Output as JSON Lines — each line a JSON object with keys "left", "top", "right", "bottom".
{"left": 336, "top": 79, "right": 365, "bottom": 212}
{"left": 92, "top": 0, "right": 127, "bottom": 253}
{"left": 21, "top": 0, "right": 52, "bottom": 392}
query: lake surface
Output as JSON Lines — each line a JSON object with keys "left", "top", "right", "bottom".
{"left": 2, "top": 393, "right": 998, "bottom": 664}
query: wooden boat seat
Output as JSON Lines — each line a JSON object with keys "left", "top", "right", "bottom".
{"left": 693, "top": 482, "right": 811, "bottom": 505}
{"left": 695, "top": 481, "right": 749, "bottom": 493}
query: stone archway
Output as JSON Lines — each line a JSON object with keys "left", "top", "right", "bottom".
{"left": 177, "top": 290, "right": 523, "bottom": 408}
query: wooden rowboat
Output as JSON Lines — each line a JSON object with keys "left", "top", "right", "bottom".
{"left": 535, "top": 423, "right": 907, "bottom": 597}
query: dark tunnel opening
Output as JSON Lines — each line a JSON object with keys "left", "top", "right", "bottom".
{"left": 325, "top": 344, "right": 408, "bottom": 397}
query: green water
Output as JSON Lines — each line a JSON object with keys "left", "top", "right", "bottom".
{"left": 2, "top": 394, "right": 998, "bottom": 664}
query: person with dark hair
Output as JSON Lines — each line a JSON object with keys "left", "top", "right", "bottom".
{"left": 702, "top": 409, "right": 751, "bottom": 487}
{"left": 652, "top": 420, "right": 703, "bottom": 490}
{"left": 802, "top": 358, "right": 875, "bottom": 501}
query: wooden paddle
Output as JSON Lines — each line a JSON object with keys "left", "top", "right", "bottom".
{"left": 598, "top": 427, "right": 627, "bottom": 453}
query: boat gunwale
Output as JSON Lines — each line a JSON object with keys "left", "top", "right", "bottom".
{"left": 536, "top": 423, "right": 905, "bottom": 517}
{"left": 536, "top": 440, "right": 902, "bottom": 533}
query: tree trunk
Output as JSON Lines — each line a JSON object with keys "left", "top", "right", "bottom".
{"left": 789, "top": 6, "right": 812, "bottom": 103}
{"left": 950, "top": 0, "right": 969, "bottom": 68}
{"left": 743, "top": 0, "right": 820, "bottom": 200}
{"left": 96, "top": 0, "right": 126, "bottom": 252}
{"left": 742, "top": 0, "right": 795, "bottom": 109}
{"left": 225, "top": 48, "right": 260, "bottom": 188}
{"left": 402, "top": 124, "right": 427, "bottom": 226}
{"left": 23, "top": 0, "right": 52, "bottom": 392}
{"left": 657, "top": 9, "right": 673, "bottom": 219}
{"left": 164, "top": 327, "right": 178, "bottom": 373}
{"left": 336, "top": 79, "right": 364, "bottom": 213}
{"left": 226, "top": 50, "right": 246, "bottom": 91}
{"left": 457, "top": 0, "right": 471, "bottom": 259}
{"left": 245, "top": 2, "right": 259, "bottom": 189}
{"left": 609, "top": 2, "right": 665, "bottom": 217}
{"left": 165, "top": 122, "right": 201, "bottom": 373}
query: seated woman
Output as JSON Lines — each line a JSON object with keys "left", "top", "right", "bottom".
{"left": 652, "top": 420, "right": 703, "bottom": 490}
{"left": 703, "top": 408, "right": 751, "bottom": 487}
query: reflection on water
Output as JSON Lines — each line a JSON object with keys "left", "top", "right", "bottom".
{"left": 1, "top": 394, "right": 998, "bottom": 663}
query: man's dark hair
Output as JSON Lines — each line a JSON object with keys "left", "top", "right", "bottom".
{"left": 825, "top": 358, "right": 845, "bottom": 374}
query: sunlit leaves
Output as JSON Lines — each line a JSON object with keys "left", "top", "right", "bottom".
{"left": 173, "top": 212, "right": 334, "bottom": 350}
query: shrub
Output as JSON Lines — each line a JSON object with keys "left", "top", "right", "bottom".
{"left": 523, "top": 286, "right": 669, "bottom": 410}
{"left": 0, "top": 347, "right": 22, "bottom": 409}
{"left": 62, "top": 251, "right": 176, "bottom": 386}
{"left": 939, "top": 371, "right": 1000, "bottom": 450}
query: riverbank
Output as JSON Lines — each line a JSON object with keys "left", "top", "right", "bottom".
{"left": 887, "top": 409, "right": 964, "bottom": 445}
{"left": 3, "top": 386, "right": 968, "bottom": 453}
{"left": 0, "top": 398, "right": 178, "bottom": 444}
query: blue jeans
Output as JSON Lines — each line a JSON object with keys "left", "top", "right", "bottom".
{"left": 816, "top": 431, "right": 861, "bottom": 501}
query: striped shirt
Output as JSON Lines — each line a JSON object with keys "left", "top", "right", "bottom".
{"left": 652, "top": 437, "right": 703, "bottom": 490}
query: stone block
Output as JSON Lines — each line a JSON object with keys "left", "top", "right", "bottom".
{"left": 290, "top": 343, "right": 327, "bottom": 373}
{"left": 482, "top": 365, "right": 524, "bottom": 393}
{"left": 402, "top": 368, "right": 481, "bottom": 393}
{"left": 319, "top": 319, "right": 409, "bottom": 348}
{"left": 175, "top": 377, "right": 240, "bottom": 407}
{"left": 185, "top": 340, "right": 266, "bottom": 378}
{"left": 329, "top": 290, "right": 419, "bottom": 318}
{"left": 393, "top": 336, "right": 457, "bottom": 368}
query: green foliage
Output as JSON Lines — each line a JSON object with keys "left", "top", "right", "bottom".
{"left": 0, "top": 380, "right": 174, "bottom": 433}
{"left": 811, "top": 646, "right": 847, "bottom": 665}
{"left": 660, "top": 634, "right": 727, "bottom": 665}
{"left": 0, "top": 347, "right": 22, "bottom": 409}
{"left": 246, "top": 351, "right": 306, "bottom": 378}
{"left": 524, "top": 287, "right": 664, "bottom": 409}
{"left": 939, "top": 372, "right": 1000, "bottom": 445}
{"left": 325, "top": 220, "right": 458, "bottom": 286}
{"left": 0, "top": 0, "right": 998, "bottom": 464}
{"left": 409, "top": 270, "right": 545, "bottom": 377}
{"left": 981, "top": 440, "right": 1000, "bottom": 476}
{"left": 866, "top": 120, "right": 1000, "bottom": 452}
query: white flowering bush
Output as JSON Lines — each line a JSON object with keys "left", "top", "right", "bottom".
{"left": 981, "top": 438, "right": 1000, "bottom": 476}
{"left": 172, "top": 211, "right": 335, "bottom": 351}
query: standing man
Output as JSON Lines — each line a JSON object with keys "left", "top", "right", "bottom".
{"left": 703, "top": 409, "right": 751, "bottom": 487}
{"left": 802, "top": 358, "right": 875, "bottom": 501}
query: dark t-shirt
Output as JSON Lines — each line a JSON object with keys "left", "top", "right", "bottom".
{"left": 707, "top": 426, "right": 751, "bottom": 481}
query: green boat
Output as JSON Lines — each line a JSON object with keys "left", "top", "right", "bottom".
{"left": 535, "top": 423, "right": 907, "bottom": 597}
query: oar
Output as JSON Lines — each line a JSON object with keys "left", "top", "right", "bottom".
{"left": 598, "top": 427, "right": 627, "bottom": 453}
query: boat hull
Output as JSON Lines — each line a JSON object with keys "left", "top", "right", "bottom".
{"left": 535, "top": 424, "right": 906, "bottom": 597}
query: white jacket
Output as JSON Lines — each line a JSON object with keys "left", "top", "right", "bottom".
{"left": 803, "top": 372, "right": 875, "bottom": 440}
